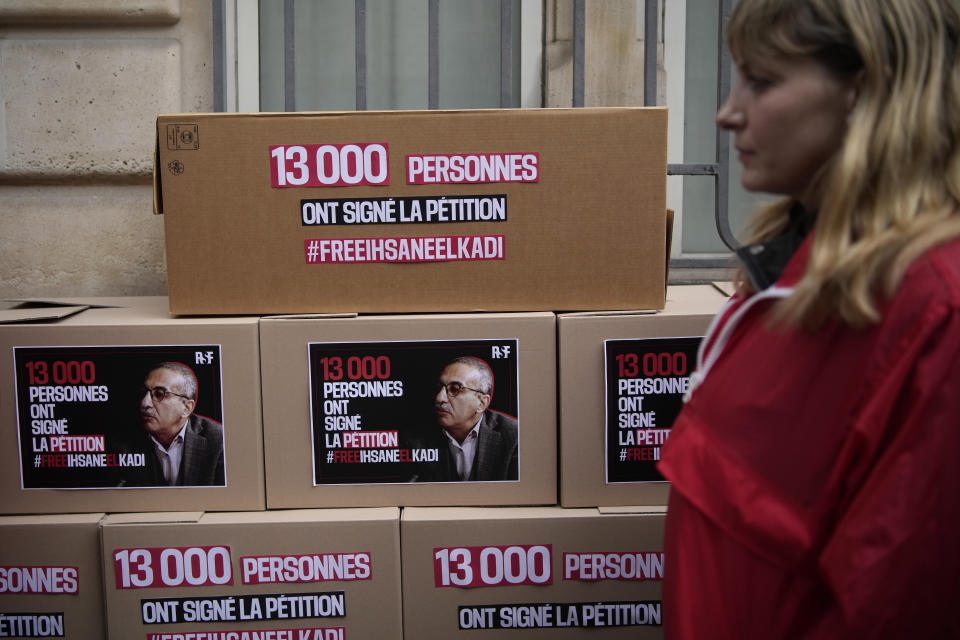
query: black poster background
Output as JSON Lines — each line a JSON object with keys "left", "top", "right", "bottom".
{"left": 14, "top": 345, "right": 223, "bottom": 489}
{"left": 604, "top": 337, "right": 700, "bottom": 483}
{"left": 308, "top": 339, "right": 519, "bottom": 485}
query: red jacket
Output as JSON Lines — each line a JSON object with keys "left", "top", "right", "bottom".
{"left": 658, "top": 235, "right": 960, "bottom": 639}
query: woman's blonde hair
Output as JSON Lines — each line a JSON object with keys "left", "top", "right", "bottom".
{"left": 728, "top": 0, "right": 960, "bottom": 327}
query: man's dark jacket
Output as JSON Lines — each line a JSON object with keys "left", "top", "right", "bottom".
{"left": 414, "top": 410, "right": 518, "bottom": 482}
{"left": 118, "top": 414, "right": 225, "bottom": 487}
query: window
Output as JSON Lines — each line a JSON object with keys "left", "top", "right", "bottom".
{"left": 218, "top": 0, "right": 757, "bottom": 276}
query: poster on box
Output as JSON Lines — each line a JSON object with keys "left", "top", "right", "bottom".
{"left": 308, "top": 339, "right": 519, "bottom": 485}
{"left": 13, "top": 345, "right": 225, "bottom": 489}
{"left": 604, "top": 337, "right": 700, "bottom": 483}
{"left": 299, "top": 193, "right": 509, "bottom": 265}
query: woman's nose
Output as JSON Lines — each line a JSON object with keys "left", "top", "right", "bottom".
{"left": 716, "top": 91, "right": 745, "bottom": 130}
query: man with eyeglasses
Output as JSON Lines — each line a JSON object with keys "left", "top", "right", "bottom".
{"left": 118, "top": 362, "right": 224, "bottom": 487}
{"left": 418, "top": 356, "right": 518, "bottom": 482}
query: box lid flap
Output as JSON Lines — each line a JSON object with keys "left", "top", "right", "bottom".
{"left": 0, "top": 513, "right": 106, "bottom": 526}
{"left": 102, "top": 512, "right": 205, "bottom": 526}
{"left": 598, "top": 505, "right": 668, "bottom": 515}
{"left": 0, "top": 298, "right": 131, "bottom": 324}
{"left": 265, "top": 312, "right": 359, "bottom": 320}
{"left": 0, "top": 304, "right": 91, "bottom": 324}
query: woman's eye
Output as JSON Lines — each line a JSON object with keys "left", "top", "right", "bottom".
{"left": 744, "top": 73, "right": 773, "bottom": 91}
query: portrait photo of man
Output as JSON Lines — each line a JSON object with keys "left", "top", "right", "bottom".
{"left": 119, "top": 362, "right": 225, "bottom": 487}
{"left": 419, "top": 356, "right": 518, "bottom": 482}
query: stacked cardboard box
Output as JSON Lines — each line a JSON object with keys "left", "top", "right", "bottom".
{"left": 101, "top": 509, "right": 402, "bottom": 640}
{"left": 557, "top": 284, "right": 728, "bottom": 507}
{"left": 154, "top": 108, "right": 668, "bottom": 315}
{"left": 401, "top": 506, "right": 667, "bottom": 638}
{"left": 0, "top": 514, "right": 106, "bottom": 639}
{"left": 259, "top": 311, "right": 556, "bottom": 508}
{"left": 0, "top": 297, "right": 264, "bottom": 514}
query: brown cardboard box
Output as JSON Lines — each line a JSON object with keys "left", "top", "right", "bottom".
{"left": 401, "top": 506, "right": 665, "bottom": 638}
{"left": 100, "top": 509, "right": 401, "bottom": 640}
{"left": 0, "top": 297, "right": 265, "bottom": 513}
{"left": 259, "top": 312, "right": 556, "bottom": 508}
{"left": 0, "top": 513, "right": 106, "bottom": 640}
{"left": 557, "top": 285, "right": 729, "bottom": 507}
{"left": 155, "top": 107, "right": 668, "bottom": 315}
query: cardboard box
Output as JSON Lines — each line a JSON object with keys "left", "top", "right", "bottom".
{"left": 154, "top": 108, "right": 668, "bottom": 315}
{"left": 260, "top": 312, "right": 556, "bottom": 508}
{"left": 401, "top": 506, "right": 666, "bottom": 638}
{"left": 100, "top": 509, "right": 401, "bottom": 640}
{"left": 557, "top": 285, "right": 729, "bottom": 507}
{"left": 0, "top": 297, "right": 265, "bottom": 513}
{"left": 0, "top": 513, "right": 106, "bottom": 639}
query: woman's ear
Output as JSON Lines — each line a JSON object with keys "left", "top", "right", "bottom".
{"left": 845, "top": 69, "right": 865, "bottom": 114}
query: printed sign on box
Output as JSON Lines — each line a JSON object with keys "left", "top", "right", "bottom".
{"left": 402, "top": 507, "right": 665, "bottom": 639}
{"left": 13, "top": 345, "right": 225, "bottom": 489}
{"left": 101, "top": 509, "right": 401, "bottom": 640}
{"left": 604, "top": 337, "right": 700, "bottom": 483}
{"left": 308, "top": 339, "right": 519, "bottom": 485}
{"left": 0, "top": 513, "right": 106, "bottom": 640}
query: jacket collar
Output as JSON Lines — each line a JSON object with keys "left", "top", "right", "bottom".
{"left": 736, "top": 203, "right": 815, "bottom": 290}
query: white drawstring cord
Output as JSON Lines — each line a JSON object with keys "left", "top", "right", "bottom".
{"left": 684, "top": 286, "right": 794, "bottom": 402}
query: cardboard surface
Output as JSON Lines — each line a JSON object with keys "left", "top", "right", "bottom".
{"left": 557, "top": 285, "right": 728, "bottom": 507}
{"left": 101, "top": 509, "right": 401, "bottom": 640}
{"left": 155, "top": 108, "right": 668, "bottom": 315}
{"left": 0, "top": 513, "right": 106, "bottom": 639}
{"left": 260, "top": 312, "right": 557, "bottom": 508}
{"left": 0, "top": 297, "right": 265, "bottom": 513}
{"left": 401, "top": 506, "right": 665, "bottom": 638}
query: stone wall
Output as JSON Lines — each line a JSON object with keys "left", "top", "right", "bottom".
{"left": 0, "top": 0, "right": 213, "bottom": 299}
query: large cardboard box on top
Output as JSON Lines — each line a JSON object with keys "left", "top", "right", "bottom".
{"left": 0, "top": 513, "right": 106, "bottom": 639}
{"left": 401, "top": 506, "right": 666, "bottom": 639}
{"left": 259, "top": 312, "right": 556, "bottom": 508}
{"left": 100, "top": 509, "right": 401, "bottom": 640}
{"left": 557, "top": 285, "right": 729, "bottom": 507}
{"left": 155, "top": 107, "right": 668, "bottom": 315}
{"left": 0, "top": 297, "right": 265, "bottom": 513}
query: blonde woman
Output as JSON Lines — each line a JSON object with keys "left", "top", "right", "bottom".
{"left": 658, "top": 0, "right": 960, "bottom": 637}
